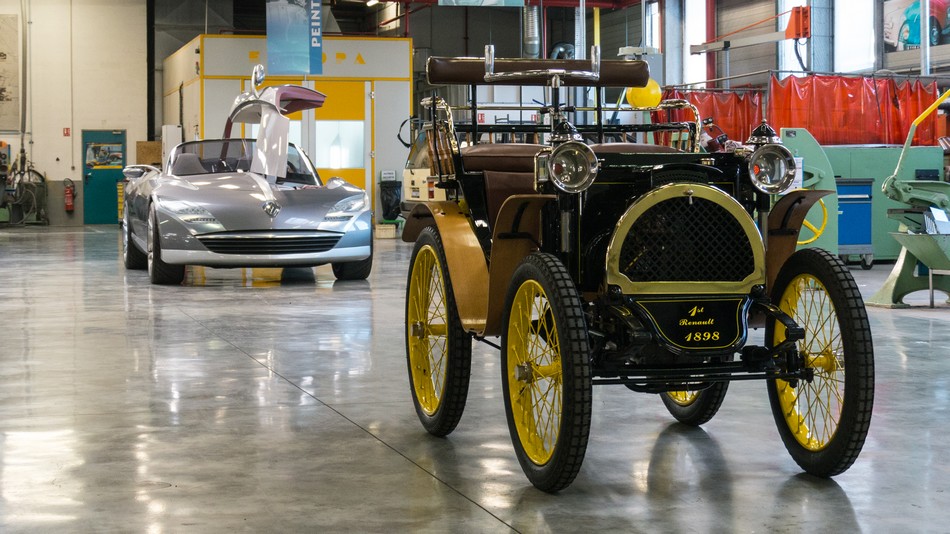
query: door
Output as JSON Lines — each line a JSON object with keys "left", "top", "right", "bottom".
{"left": 82, "top": 130, "right": 126, "bottom": 224}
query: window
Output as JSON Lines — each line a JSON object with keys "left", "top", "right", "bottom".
{"left": 311, "top": 121, "right": 365, "bottom": 170}
{"left": 834, "top": 0, "right": 875, "bottom": 72}
{"left": 683, "top": 0, "right": 707, "bottom": 86}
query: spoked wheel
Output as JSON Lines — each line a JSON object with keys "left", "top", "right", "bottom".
{"left": 147, "top": 203, "right": 185, "bottom": 285}
{"left": 405, "top": 226, "right": 472, "bottom": 437}
{"left": 661, "top": 382, "right": 729, "bottom": 426}
{"left": 123, "top": 209, "right": 147, "bottom": 270}
{"left": 502, "top": 253, "right": 592, "bottom": 493}
{"left": 767, "top": 248, "right": 874, "bottom": 477}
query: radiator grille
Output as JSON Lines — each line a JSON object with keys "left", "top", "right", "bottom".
{"left": 618, "top": 196, "right": 755, "bottom": 282}
{"left": 198, "top": 233, "right": 342, "bottom": 255}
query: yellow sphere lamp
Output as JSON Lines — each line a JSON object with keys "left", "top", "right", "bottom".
{"left": 626, "top": 79, "right": 662, "bottom": 108}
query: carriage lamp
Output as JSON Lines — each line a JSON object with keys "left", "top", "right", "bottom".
{"left": 546, "top": 141, "right": 599, "bottom": 193}
{"left": 747, "top": 143, "right": 797, "bottom": 195}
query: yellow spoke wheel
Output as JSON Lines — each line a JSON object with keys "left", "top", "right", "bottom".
{"left": 502, "top": 253, "right": 591, "bottom": 493}
{"left": 661, "top": 382, "right": 729, "bottom": 426}
{"left": 667, "top": 390, "right": 698, "bottom": 406}
{"left": 507, "top": 279, "right": 561, "bottom": 465}
{"left": 405, "top": 227, "right": 471, "bottom": 437}
{"left": 767, "top": 248, "right": 874, "bottom": 477}
{"left": 797, "top": 198, "right": 828, "bottom": 246}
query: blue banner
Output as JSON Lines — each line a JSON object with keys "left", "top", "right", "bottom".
{"left": 266, "top": 0, "right": 309, "bottom": 74}
{"left": 310, "top": 1, "right": 323, "bottom": 75}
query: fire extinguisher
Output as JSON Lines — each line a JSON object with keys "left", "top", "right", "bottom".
{"left": 64, "top": 177, "right": 75, "bottom": 212}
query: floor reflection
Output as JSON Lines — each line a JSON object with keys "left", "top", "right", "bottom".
{"left": 1, "top": 227, "right": 948, "bottom": 531}
{"left": 186, "top": 266, "right": 320, "bottom": 287}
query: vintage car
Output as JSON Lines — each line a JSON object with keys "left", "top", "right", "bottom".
{"left": 402, "top": 48, "right": 874, "bottom": 492}
{"left": 122, "top": 67, "right": 373, "bottom": 285}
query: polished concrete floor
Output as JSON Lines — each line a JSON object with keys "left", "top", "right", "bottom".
{"left": 0, "top": 225, "right": 948, "bottom": 533}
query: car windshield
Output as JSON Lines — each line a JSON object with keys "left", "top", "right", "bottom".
{"left": 170, "top": 139, "right": 322, "bottom": 186}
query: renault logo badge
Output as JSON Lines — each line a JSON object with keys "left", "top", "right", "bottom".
{"left": 262, "top": 201, "right": 281, "bottom": 218}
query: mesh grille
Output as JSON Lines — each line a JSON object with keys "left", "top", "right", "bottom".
{"left": 198, "top": 234, "right": 342, "bottom": 255}
{"left": 618, "top": 196, "right": 755, "bottom": 282}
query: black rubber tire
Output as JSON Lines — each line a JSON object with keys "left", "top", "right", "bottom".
{"left": 661, "top": 382, "right": 729, "bottom": 426}
{"left": 331, "top": 253, "right": 373, "bottom": 280}
{"left": 123, "top": 209, "right": 147, "bottom": 270}
{"left": 405, "top": 226, "right": 472, "bottom": 437}
{"left": 766, "top": 248, "right": 874, "bottom": 477}
{"left": 147, "top": 203, "right": 185, "bottom": 285}
{"left": 860, "top": 256, "right": 873, "bottom": 271}
{"left": 501, "top": 252, "right": 592, "bottom": 493}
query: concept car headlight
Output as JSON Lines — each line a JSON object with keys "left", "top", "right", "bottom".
{"left": 327, "top": 193, "right": 368, "bottom": 220}
{"left": 748, "top": 144, "right": 797, "bottom": 195}
{"left": 547, "top": 141, "right": 599, "bottom": 193}
{"left": 161, "top": 200, "right": 218, "bottom": 224}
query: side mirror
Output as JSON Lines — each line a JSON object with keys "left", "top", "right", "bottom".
{"left": 252, "top": 64, "right": 266, "bottom": 97}
{"left": 123, "top": 165, "right": 160, "bottom": 181}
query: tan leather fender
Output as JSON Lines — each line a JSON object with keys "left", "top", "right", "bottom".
{"left": 402, "top": 201, "right": 489, "bottom": 333}
{"left": 482, "top": 194, "right": 556, "bottom": 336}
{"left": 766, "top": 190, "right": 833, "bottom": 290}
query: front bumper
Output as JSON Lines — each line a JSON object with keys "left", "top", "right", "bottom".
{"left": 161, "top": 243, "right": 371, "bottom": 267}
{"left": 156, "top": 210, "right": 373, "bottom": 267}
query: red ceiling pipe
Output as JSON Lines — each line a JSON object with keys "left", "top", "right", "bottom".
{"left": 377, "top": 3, "right": 431, "bottom": 29}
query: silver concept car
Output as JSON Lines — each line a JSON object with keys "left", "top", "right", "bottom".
{"left": 122, "top": 67, "right": 373, "bottom": 285}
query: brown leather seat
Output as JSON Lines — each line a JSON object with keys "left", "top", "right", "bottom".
{"left": 483, "top": 171, "right": 536, "bottom": 228}
{"left": 461, "top": 143, "right": 543, "bottom": 173}
{"left": 459, "top": 144, "right": 541, "bottom": 228}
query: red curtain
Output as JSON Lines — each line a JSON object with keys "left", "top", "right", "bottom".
{"left": 662, "top": 89, "right": 764, "bottom": 143}
{"left": 767, "top": 75, "right": 939, "bottom": 145}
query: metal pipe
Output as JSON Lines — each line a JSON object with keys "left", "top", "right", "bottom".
{"left": 706, "top": 0, "right": 716, "bottom": 87}
{"left": 523, "top": 7, "right": 541, "bottom": 58}
{"left": 922, "top": 0, "right": 931, "bottom": 75}
{"left": 377, "top": 4, "right": 430, "bottom": 29}
{"left": 576, "top": 0, "right": 586, "bottom": 60}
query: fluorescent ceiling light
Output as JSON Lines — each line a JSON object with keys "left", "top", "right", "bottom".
{"left": 366, "top": 0, "right": 379, "bottom": 5}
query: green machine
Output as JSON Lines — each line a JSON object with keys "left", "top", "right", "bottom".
{"left": 867, "top": 91, "right": 950, "bottom": 307}
{"left": 822, "top": 143, "right": 943, "bottom": 262}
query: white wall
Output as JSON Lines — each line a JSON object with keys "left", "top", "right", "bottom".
{"left": 0, "top": 0, "right": 147, "bottom": 226}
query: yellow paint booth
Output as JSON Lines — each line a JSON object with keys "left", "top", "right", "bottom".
{"left": 162, "top": 34, "right": 412, "bottom": 219}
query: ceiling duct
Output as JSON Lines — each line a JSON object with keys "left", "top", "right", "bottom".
{"left": 522, "top": 7, "right": 541, "bottom": 58}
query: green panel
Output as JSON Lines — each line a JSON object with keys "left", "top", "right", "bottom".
{"left": 823, "top": 149, "right": 851, "bottom": 179}
{"left": 82, "top": 130, "right": 126, "bottom": 224}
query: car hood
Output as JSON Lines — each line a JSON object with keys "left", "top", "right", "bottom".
{"left": 154, "top": 172, "right": 366, "bottom": 231}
